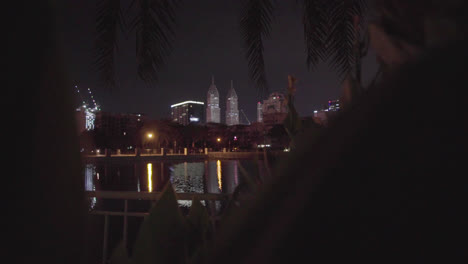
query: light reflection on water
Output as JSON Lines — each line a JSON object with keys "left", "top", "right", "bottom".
{"left": 217, "top": 160, "right": 222, "bottom": 191}
{"left": 234, "top": 161, "right": 238, "bottom": 185}
{"left": 84, "top": 160, "right": 259, "bottom": 193}
{"left": 84, "top": 164, "right": 96, "bottom": 209}
{"left": 84, "top": 160, "right": 266, "bottom": 210}
{"left": 147, "top": 163, "right": 153, "bottom": 192}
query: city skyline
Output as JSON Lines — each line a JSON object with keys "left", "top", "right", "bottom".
{"left": 74, "top": 79, "right": 340, "bottom": 128}
{"left": 58, "top": 0, "right": 379, "bottom": 122}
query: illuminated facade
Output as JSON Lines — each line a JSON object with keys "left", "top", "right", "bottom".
{"left": 226, "top": 80, "right": 239, "bottom": 126}
{"left": 76, "top": 107, "right": 98, "bottom": 133}
{"left": 206, "top": 76, "right": 221, "bottom": 123}
{"left": 171, "top": 101, "right": 205, "bottom": 125}
{"left": 311, "top": 99, "right": 341, "bottom": 126}
{"left": 257, "top": 101, "right": 263, "bottom": 123}
{"left": 328, "top": 99, "right": 341, "bottom": 112}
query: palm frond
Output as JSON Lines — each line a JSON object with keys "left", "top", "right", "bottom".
{"left": 325, "top": 0, "right": 368, "bottom": 79}
{"left": 240, "top": 0, "right": 275, "bottom": 97}
{"left": 133, "top": 0, "right": 180, "bottom": 87}
{"left": 95, "top": 0, "right": 124, "bottom": 89}
{"left": 298, "top": 0, "right": 328, "bottom": 69}
{"left": 352, "top": 0, "right": 369, "bottom": 34}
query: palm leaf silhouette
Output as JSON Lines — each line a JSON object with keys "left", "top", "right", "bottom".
{"left": 95, "top": 0, "right": 369, "bottom": 90}
{"left": 240, "top": 0, "right": 275, "bottom": 97}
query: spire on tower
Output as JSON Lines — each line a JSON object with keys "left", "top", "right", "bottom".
{"left": 227, "top": 79, "right": 238, "bottom": 99}
{"left": 211, "top": 75, "right": 215, "bottom": 85}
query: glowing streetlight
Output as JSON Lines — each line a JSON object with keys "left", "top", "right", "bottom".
{"left": 145, "top": 132, "right": 156, "bottom": 150}
{"left": 217, "top": 137, "right": 221, "bottom": 142}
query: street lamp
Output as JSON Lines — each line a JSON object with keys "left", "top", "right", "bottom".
{"left": 145, "top": 132, "right": 155, "bottom": 152}
{"left": 216, "top": 137, "right": 222, "bottom": 151}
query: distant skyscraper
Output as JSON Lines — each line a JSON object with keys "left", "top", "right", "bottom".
{"left": 261, "top": 92, "right": 288, "bottom": 125}
{"left": 206, "top": 76, "right": 221, "bottom": 123}
{"left": 328, "top": 99, "right": 341, "bottom": 112}
{"left": 257, "top": 101, "right": 263, "bottom": 123}
{"left": 171, "top": 101, "right": 205, "bottom": 125}
{"left": 226, "top": 80, "right": 239, "bottom": 126}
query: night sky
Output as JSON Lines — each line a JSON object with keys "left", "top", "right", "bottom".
{"left": 57, "top": 0, "right": 378, "bottom": 122}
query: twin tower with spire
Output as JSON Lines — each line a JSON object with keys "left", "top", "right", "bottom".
{"left": 206, "top": 76, "right": 239, "bottom": 126}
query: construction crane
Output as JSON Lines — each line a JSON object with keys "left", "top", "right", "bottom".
{"left": 74, "top": 85, "right": 100, "bottom": 111}
{"left": 74, "top": 85, "right": 100, "bottom": 131}
{"left": 240, "top": 109, "right": 251, "bottom": 125}
{"left": 74, "top": 85, "right": 87, "bottom": 108}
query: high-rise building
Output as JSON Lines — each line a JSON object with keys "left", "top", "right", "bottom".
{"left": 226, "top": 80, "right": 239, "bottom": 126}
{"left": 94, "top": 112, "right": 146, "bottom": 136}
{"left": 328, "top": 99, "right": 341, "bottom": 112}
{"left": 171, "top": 101, "right": 205, "bottom": 125}
{"left": 206, "top": 76, "right": 221, "bottom": 123}
{"left": 261, "top": 92, "right": 288, "bottom": 125}
{"left": 311, "top": 99, "right": 340, "bottom": 126}
{"left": 257, "top": 101, "right": 263, "bottom": 123}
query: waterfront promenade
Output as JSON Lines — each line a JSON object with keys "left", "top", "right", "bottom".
{"left": 82, "top": 148, "right": 288, "bottom": 162}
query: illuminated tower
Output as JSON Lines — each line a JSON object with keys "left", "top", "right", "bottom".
{"left": 257, "top": 101, "right": 263, "bottom": 123}
{"left": 226, "top": 80, "right": 239, "bottom": 126}
{"left": 206, "top": 75, "right": 221, "bottom": 123}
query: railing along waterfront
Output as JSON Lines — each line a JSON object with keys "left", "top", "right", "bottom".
{"left": 85, "top": 191, "right": 229, "bottom": 264}
{"left": 83, "top": 149, "right": 287, "bottom": 161}
{"left": 83, "top": 147, "right": 288, "bottom": 157}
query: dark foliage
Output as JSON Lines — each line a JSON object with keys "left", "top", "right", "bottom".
{"left": 95, "top": 1, "right": 368, "bottom": 91}
{"left": 240, "top": 0, "right": 369, "bottom": 92}
{"left": 95, "top": 0, "right": 125, "bottom": 89}
{"left": 240, "top": 0, "right": 275, "bottom": 96}
{"left": 205, "top": 37, "right": 468, "bottom": 264}
{"left": 132, "top": 0, "right": 180, "bottom": 86}
{"left": 95, "top": 0, "right": 180, "bottom": 89}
